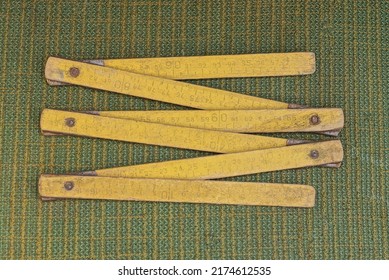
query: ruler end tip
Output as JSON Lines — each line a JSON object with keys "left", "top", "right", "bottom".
{"left": 325, "top": 140, "right": 344, "bottom": 164}
{"left": 45, "top": 56, "right": 67, "bottom": 84}
{"left": 338, "top": 108, "right": 345, "bottom": 129}
{"left": 305, "top": 52, "right": 316, "bottom": 75}
{"left": 305, "top": 185, "right": 316, "bottom": 207}
{"left": 38, "top": 174, "right": 61, "bottom": 201}
{"left": 40, "top": 109, "right": 49, "bottom": 135}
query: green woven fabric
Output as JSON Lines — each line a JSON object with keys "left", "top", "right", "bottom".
{"left": 0, "top": 0, "right": 387, "bottom": 260}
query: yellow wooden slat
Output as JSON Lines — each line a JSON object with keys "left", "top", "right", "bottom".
{"left": 47, "top": 53, "right": 315, "bottom": 84}
{"left": 85, "top": 52, "right": 315, "bottom": 80}
{"left": 39, "top": 175, "right": 316, "bottom": 207}
{"left": 80, "top": 140, "right": 343, "bottom": 179}
{"left": 40, "top": 109, "right": 292, "bottom": 153}
{"left": 45, "top": 57, "right": 299, "bottom": 109}
{"left": 95, "top": 108, "right": 344, "bottom": 135}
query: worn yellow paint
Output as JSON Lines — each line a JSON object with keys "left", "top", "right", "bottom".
{"left": 45, "top": 57, "right": 292, "bottom": 109}
{"left": 39, "top": 175, "right": 316, "bottom": 207}
{"left": 88, "top": 52, "right": 316, "bottom": 80}
{"left": 88, "top": 140, "right": 343, "bottom": 179}
{"left": 40, "top": 109, "right": 290, "bottom": 153}
{"left": 96, "top": 108, "right": 344, "bottom": 135}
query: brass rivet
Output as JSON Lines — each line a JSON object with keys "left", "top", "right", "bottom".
{"left": 65, "top": 118, "right": 76, "bottom": 127}
{"left": 310, "top": 114, "right": 320, "bottom": 125}
{"left": 69, "top": 67, "right": 80, "bottom": 77}
{"left": 64, "top": 181, "right": 74, "bottom": 191}
{"left": 310, "top": 150, "right": 319, "bottom": 159}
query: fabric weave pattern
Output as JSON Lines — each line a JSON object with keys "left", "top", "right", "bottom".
{"left": 0, "top": 0, "right": 387, "bottom": 259}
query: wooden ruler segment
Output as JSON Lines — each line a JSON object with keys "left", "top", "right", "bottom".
{"left": 45, "top": 57, "right": 304, "bottom": 110}
{"left": 39, "top": 175, "right": 316, "bottom": 207}
{"left": 78, "top": 141, "right": 343, "bottom": 180}
{"left": 98, "top": 52, "right": 316, "bottom": 79}
{"left": 93, "top": 108, "right": 343, "bottom": 135}
{"left": 40, "top": 109, "right": 304, "bottom": 153}
{"left": 47, "top": 52, "right": 315, "bottom": 84}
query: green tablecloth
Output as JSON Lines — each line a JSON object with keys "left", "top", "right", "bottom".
{"left": 0, "top": 0, "right": 387, "bottom": 259}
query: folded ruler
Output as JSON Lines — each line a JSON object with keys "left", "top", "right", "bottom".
{"left": 45, "top": 54, "right": 314, "bottom": 109}
{"left": 41, "top": 109, "right": 345, "bottom": 153}
{"left": 39, "top": 140, "right": 344, "bottom": 206}
{"left": 87, "top": 108, "right": 344, "bottom": 136}
{"left": 47, "top": 52, "right": 316, "bottom": 83}
{"left": 73, "top": 140, "right": 343, "bottom": 179}
{"left": 41, "top": 52, "right": 344, "bottom": 207}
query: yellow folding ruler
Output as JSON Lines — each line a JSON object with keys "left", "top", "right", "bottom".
{"left": 40, "top": 53, "right": 344, "bottom": 207}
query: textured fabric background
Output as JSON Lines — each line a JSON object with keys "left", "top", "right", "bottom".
{"left": 0, "top": 0, "right": 387, "bottom": 260}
